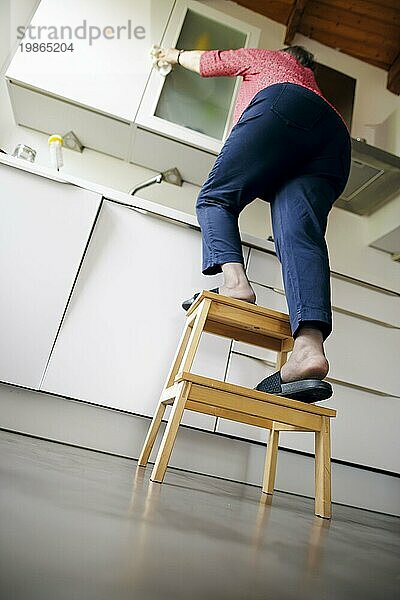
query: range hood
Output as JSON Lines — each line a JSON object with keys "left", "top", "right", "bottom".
{"left": 335, "top": 138, "right": 400, "bottom": 216}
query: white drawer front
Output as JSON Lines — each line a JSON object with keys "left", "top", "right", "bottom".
{"left": 247, "top": 248, "right": 283, "bottom": 290}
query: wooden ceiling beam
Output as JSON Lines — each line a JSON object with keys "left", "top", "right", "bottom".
{"left": 387, "top": 53, "right": 400, "bottom": 94}
{"left": 299, "top": 14, "right": 397, "bottom": 63}
{"left": 233, "top": 1, "right": 292, "bottom": 25}
{"left": 297, "top": 27, "right": 391, "bottom": 68}
{"left": 305, "top": 1, "right": 400, "bottom": 39}
{"left": 235, "top": 0, "right": 400, "bottom": 76}
{"left": 284, "top": 0, "right": 308, "bottom": 45}
{"left": 316, "top": 0, "right": 400, "bottom": 26}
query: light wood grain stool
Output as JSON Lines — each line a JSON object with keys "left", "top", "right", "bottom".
{"left": 138, "top": 291, "right": 336, "bottom": 519}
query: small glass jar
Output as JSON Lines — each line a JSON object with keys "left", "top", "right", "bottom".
{"left": 12, "top": 144, "right": 36, "bottom": 163}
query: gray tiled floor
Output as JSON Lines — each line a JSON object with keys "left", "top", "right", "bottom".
{"left": 0, "top": 429, "right": 399, "bottom": 600}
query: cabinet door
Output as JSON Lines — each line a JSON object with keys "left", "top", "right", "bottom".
{"left": 136, "top": 0, "right": 260, "bottom": 152}
{"left": 247, "top": 248, "right": 284, "bottom": 290}
{"left": 6, "top": 0, "right": 175, "bottom": 121}
{"left": 331, "top": 276, "right": 400, "bottom": 327}
{"left": 232, "top": 282, "right": 288, "bottom": 362}
{"left": 216, "top": 352, "right": 274, "bottom": 443}
{"left": 6, "top": 0, "right": 175, "bottom": 159}
{"left": 7, "top": 81, "right": 132, "bottom": 160}
{"left": 235, "top": 286, "right": 399, "bottom": 396}
{"left": 41, "top": 201, "right": 233, "bottom": 430}
{"left": 0, "top": 163, "right": 101, "bottom": 388}
{"left": 278, "top": 382, "right": 400, "bottom": 473}
{"left": 325, "top": 311, "right": 399, "bottom": 396}
{"left": 218, "top": 352, "right": 400, "bottom": 474}
{"left": 130, "top": 125, "right": 217, "bottom": 186}
{"left": 245, "top": 246, "right": 400, "bottom": 396}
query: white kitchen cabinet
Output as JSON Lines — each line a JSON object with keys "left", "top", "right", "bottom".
{"left": 330, "top": 276, "right": 400, "bottom": 327}
{"left": 277, "top": 382, "right": 400, "bottom": 473}
{"left": 7, "top": 83, "right": 132, "bottom": 159}
{"left": 6, "top": 0, "right": 175, "bottom": 159}
{"left": 128, "top": 126, "right": 216, "bottom": 187}
{"left": 232, "top": 283, "right": 399, "bottom": 396}
{"left": 247, "top": 246, "right": 400, "bottom": 327}
{"left": 0, "top": 162, "right": 101, "bottom": 389}
{"left": 136, "top": 0, "right": 260, "bottom": 154}
{"left": 216, "top": 352, "right": 274, "bottom": 443}
{"left": 218, "top": 352, "right": 400, "bottom": 474}
{"left": 246, "top": 248, "right": 284, "bottom": 290}
{"left": 245, "top": 247, "right": 400, "bottom": 395}
{"left": 326, "top": 311, "right": 399, "bottom": 396}
{"left": 41, "top": 200, "right": 233, "bottom": 430}
{"left": 232, "top": 282, "right": 288, "bottom": 363}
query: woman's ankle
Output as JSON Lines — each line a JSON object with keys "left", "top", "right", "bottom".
{"left": 221, "top": 262, "right": 250, "bottom": 288}
{"left": 294, "top": 325, "right": 324, "bottom": 349}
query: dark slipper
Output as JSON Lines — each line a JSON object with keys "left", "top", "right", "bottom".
{"left": 182, "top": 288, "right": 219, "bottom": 311}
{"left": 255, "top": 371, "right": 332, "bottom": 403}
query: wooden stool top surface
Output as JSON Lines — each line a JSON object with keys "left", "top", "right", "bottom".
{"left": 187, "top": 290, "right": 294, "bottom": 351}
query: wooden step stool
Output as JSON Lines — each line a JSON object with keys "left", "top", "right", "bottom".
{"left": 138, "top": 291, "right": 336, "bottom": 519}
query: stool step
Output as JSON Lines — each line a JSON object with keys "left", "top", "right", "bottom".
{"left": 174, "top": 371, "right": 336, "bottom": 422}
{"left": 187, "top": 291, "right": 294, "bottom": 352}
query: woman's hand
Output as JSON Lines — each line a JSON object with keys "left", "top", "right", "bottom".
{"left": 151, "top": 47, "right": 203, "bottom": 74}
{"left": 155, "top": 47, "right": 180, "bottom": 66}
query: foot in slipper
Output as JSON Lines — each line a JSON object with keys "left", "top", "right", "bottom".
{"left": 255, "top": 371, "right": 332, "bottom": 403}
{"left": 182, "top": 288, "right": 219, "bottom": 311}
{"left": 182, "top": 288, "right": 256, "bottom": 311}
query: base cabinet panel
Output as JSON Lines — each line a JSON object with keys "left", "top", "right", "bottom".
{"left": 0, "top": 164, "right": 101, "bottom": 388}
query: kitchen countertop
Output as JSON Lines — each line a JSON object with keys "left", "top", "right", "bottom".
{"left": 2, "top": 152, "right": 399, "bottom": 295}
{"left": 0, "top": 153, "right": 276, "bottom": 255}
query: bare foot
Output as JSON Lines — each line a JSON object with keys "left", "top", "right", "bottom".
{"left": 280, "top": 326, "right": 329, "bottom": 383}
{"left": 219, "top": 283, "right": 256, "bottom": 304}
{"left": 220, "top": 262, "right": 256, "bottom": 304}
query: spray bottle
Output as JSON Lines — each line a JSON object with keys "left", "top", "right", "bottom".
{"left": 48, "top": 134, "right": 64, "bottom": 171}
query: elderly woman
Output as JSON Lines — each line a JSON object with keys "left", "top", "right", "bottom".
{"left": 157, "top": 45, "right": 351, "bottom": 402}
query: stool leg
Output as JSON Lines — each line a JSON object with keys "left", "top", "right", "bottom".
{"left": 150, "top": 381, "right": 191, "bottom": 483}
{"left": 138, "top": 400, "right": 167, "bottom": 467}
{"left": 164, "top": 298, "right": 211, "bottom": 389}
{"left": 262, "top": 424, "right": 280, "bottom": 494}
{"left": 178, "top": 298, "right": 212, "bottom": 375}
{"left": 164, "top": 316, "right": 195, "bottom": 389}
{"left": 276, "top": 350, "right": 288, "bottom": 370}
{"left": 276, "top": 338, "right": 291, "bottom": 370}
{"left": 315, "top": 417, "right": 332, "bottom": 519}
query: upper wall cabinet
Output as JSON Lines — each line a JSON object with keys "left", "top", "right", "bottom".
{"left": 6, "top": 0, "right": 175, "bottom": 159}
{"left": 135, "top": 0, "right": 260, "bottom": 154}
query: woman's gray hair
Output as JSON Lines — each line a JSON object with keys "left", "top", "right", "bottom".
{"left": 281, "top": 45, "right": 316, "bottom": 72}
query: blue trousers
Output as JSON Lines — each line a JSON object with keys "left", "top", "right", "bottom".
{"left": 196, "top": 83, "right": 351, "bottom": 341}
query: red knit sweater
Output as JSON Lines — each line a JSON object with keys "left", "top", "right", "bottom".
{"left": 200, "top": 48, "right": 347, "bottom": 129}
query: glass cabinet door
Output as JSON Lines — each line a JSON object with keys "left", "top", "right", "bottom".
{"left": 155, "top": 9, "right": 246, "bottom": 139}
{"left": 135, "top": 0, "right": 260, "bottom": 153}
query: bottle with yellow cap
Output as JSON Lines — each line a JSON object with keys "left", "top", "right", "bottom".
{"left": 48, "top": 134, "right": 64, "bottom": 171}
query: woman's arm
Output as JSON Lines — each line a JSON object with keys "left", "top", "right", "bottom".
{"left": 156, "top": 47, "right": 258, "bottom": 78}
{"left": 155, "top": 48, "right": 204, "bottom": 74}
